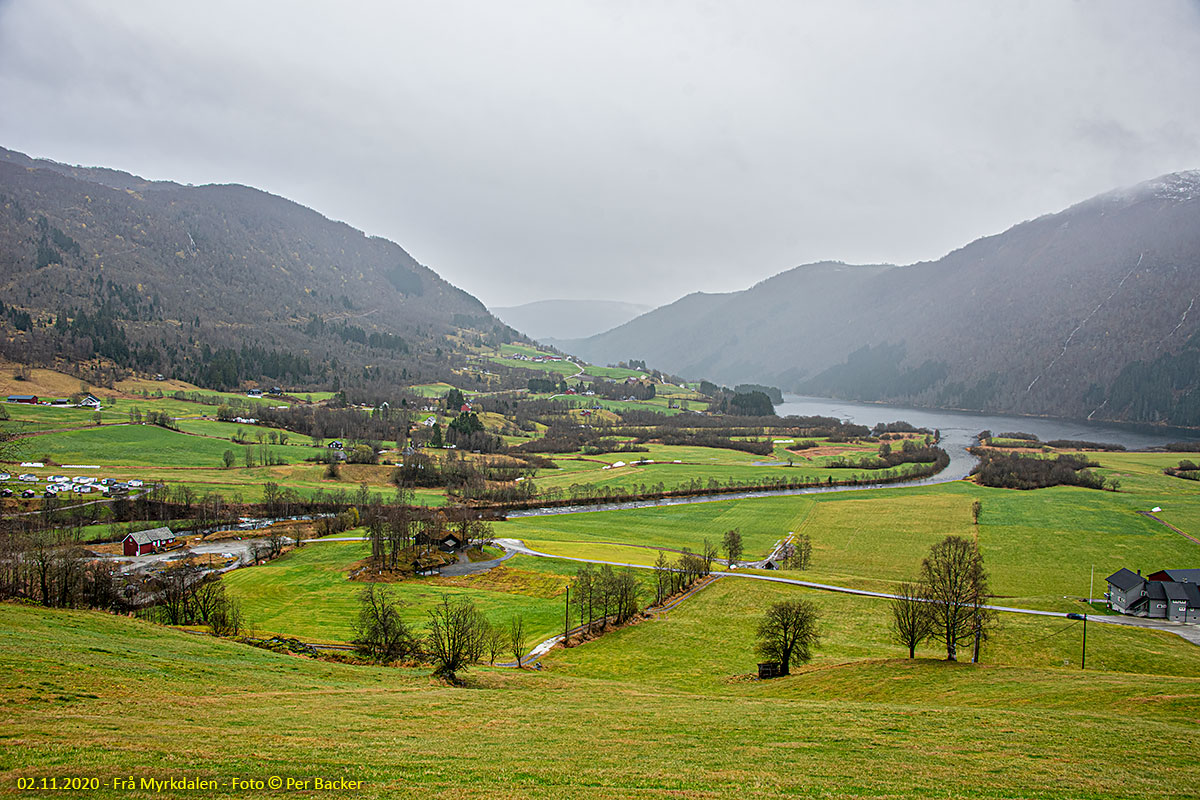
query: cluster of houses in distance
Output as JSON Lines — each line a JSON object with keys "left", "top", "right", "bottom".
{"left": 6, "top": 393, "right": 103, "bottom": 409}
{"left": 505, "top": 353, "right": 572, "bottom": 364}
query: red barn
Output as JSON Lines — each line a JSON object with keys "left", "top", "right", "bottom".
{"left": 122, "top": 526, "right": 176, "bottom": 556}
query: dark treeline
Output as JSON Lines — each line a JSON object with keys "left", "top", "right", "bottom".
{"left": 235, "top": 403, "right": 412, "bottom": 447}
{"left": 301, "top": 316, "right": 409, "bottom": 353}
{"left": 630, "top": 428, "right": 774, "bottom": 456}
{"left": 1162, "top": 441, "right": 1200, "bottom": 452}
{"left": 733, "top": 384, "right": 784, "bottom": 404}
{"left": 982, "top": 431, "right": 1125, "bottom": 451}
{"left": 872, "top": 420, "right": 933, "bottom": 435}
{"left": 969, "top": 451, "right": 1112, "bottom": 490}
{"left": 1045, "top": 439, "right": 1126, "bottom": 451}
{"left": 393, "top": 451, "right": 537, "bottom": 501}
{"left": 1163, "top": 459, "right": 1200, "bottom": 481}
{"left": 0, "top": 528, "right": 129, "bottom": 612}
{"left": 513, "top": 422, "right": 606, "bottom": 454}
{"left": 828, "top": 441, "right": 946, "bottom": 471}
{"left": 588, "top": 378, "right": 656, "bottom": 402}
{"left": 0, "top": 308, "right": 524, "bottom": 402}
{"left": 444, "top": 411, "right": 506, "bottom": 453}
{"left": 513, "top": 414, "right": 869, "bottom": 457}
{"left": 469, "top": 455, "right": 951, "bottom": 510}
{"left": 617, "top": 409, "right": 870, "bottom": 438}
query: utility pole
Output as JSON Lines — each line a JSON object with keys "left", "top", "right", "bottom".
{"left": 1083, "top": 565, "right": 1093, "bottom": 671}
{"left": 563, "top": 584, "right": 570, "bottom": 647}
{"left": 1081, "top": 614, "right": 1087, "bottom": 671}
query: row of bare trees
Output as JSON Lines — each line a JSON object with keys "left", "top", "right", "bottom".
{"left": 0, "top": 524, "right": 243, "bottom": 637}
{"left": 147, "top": 565, "right": 244, "bottom": 636}
{"left": 651, "top": 547, "right": 712, "bottom": 605}
{"left": 0, "top": 528, "right": 127, "bottom": 610}
{"left": 352, "top": 585, "right": 528, "bottom": 679}
{"left": 575, "top": 564, "right": 642, "bottom": 631}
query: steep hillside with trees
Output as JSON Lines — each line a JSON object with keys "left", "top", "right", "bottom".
{"left": 0, "top": 146, "right": 523, "bottom": 393}
{"left": 565, "top": 171, "right": 1200, "bottom": 426}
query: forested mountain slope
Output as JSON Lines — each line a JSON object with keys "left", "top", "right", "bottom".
{"left": 0, "top": 146, "right": 521, "bottom": 394}
{"left": 565, "top": 172, "right": 1200, "bottom": 426}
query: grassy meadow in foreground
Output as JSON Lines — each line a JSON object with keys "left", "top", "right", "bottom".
{"left": 2, "top": 603, "right": 1198, "bottom": 799}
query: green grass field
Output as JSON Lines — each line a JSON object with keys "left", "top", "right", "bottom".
{"left": 2, "top": 598, "right": 1198, "bottom": 799}
{"left": 403, "top": 382, "right": 460, "bottom": 399}
{"left": 503, "top": 447, "right": 1200, "bottom": 612}
{"left": 18, "top": 423, "right": 316, "bottom": 468}
{"left": 546, "top": 574, "right": 1200, "bottom": 688}
{"left": 223, "top": 540, "right": 570, "bottom": 643}
{"left": 524, "top": 439, "right": 912, "bottom": 496}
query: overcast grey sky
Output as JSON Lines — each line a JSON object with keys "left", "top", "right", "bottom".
{"left": 2, "top": 1, "right": 1199, "bottom": 309}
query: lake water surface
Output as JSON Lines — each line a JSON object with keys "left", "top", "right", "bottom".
{"left": 778, "top": 394, "right": 1200, "bottom": 480}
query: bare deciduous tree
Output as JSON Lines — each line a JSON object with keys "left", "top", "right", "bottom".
{"left": 574, "top": 565, "right": 595, "bottom": 633}
{"left": 352, "top": 584, "right": 416, "bottom": 663}
{"left": 653, "top": 550, "right": 669, "bottom": 605}
{"left": 509, "top": 615, "right": 528, "bottom": 668}
{"left": 889, "top": 581, "right": 932, "bottom": 658}
{"left": 755, "top": 598, "right": 821, "bottom": 675}
{"left": 787, "top": 533, "right": 813, "bottom": 570}
{"left": 425, "top": 595, "right": 488, "bottom": 680}
{"left": 723, "top": 528, "right": 743, "bottom": 568}
{"left": 486, "top": 621, "right": 505, "bottom": 665}
{"left": 702, "top": 538, "right": 718, "bottom": 575}
{"left": 919, "top": 535, "right": 995, "bottom": 662}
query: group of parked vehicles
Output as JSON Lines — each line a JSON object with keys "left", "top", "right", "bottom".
{"left": 0, "top": 473, "right": 144, "bottom": 499}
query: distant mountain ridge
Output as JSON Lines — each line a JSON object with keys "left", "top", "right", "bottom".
{"left": 491, "top": 298, "right": 653, "bottom": 342}
{"left": 0, "top": 146, "right": 521, "bottom": 394}
{"left": 564, "top": 171, "right": 1200, "bottom": 427}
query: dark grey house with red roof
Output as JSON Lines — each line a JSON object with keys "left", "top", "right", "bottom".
{"left": 1106, "top": 567, "right": 1200, "bottom": 622}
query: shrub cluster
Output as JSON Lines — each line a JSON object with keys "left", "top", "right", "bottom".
{"left": 970, "top": 451, "right": 1110, "bottom": 490}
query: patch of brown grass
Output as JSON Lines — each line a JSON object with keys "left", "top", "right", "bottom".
{"left": 432, "top": 566, "right": 566, "bottom": 598}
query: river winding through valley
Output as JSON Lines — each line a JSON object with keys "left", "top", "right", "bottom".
{"left": 508, "top": 395, "right": 1200, "bottom": 518}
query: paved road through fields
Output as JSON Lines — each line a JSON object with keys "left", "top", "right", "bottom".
{"left": 492, "top": 538, "right": 1200, "bottom": 646}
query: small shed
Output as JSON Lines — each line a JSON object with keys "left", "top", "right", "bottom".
{"left": 438, "top": 532, "right": 465, "bottom": 553}
{"left": 413, "top": 558, "right": 441, "bottom": 576}
{"left": 758, "top": 662, "right": 783, "bottom": 679}
{"left": 122, "top": 526, "right": 176, "bottom": 556}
